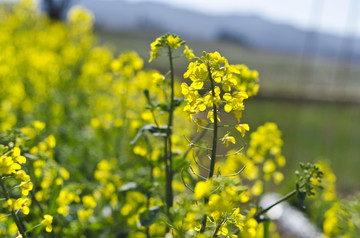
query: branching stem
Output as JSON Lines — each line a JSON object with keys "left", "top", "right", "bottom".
{"left": 254, "top": 189, "right": 297, "bottom": 221}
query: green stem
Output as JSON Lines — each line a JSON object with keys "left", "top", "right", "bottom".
{"left": 254, "top": 189, "right": 297, "bottom": 221}
{"left": 145, "top": 194, "right": 151, "bottom": 238}
{"left": 25, "top": 223, "right": 42, "bottom": 233}
{"left": 0, "top": 177, "right": 27, "bottom": 237}
{"left": 207, "top": 67, "right": 218, "bottom": 179}
{"left": 201, "top": 65, "right": 218, "bottom": 233}
{"left": 144, "top": 134, "right": 153, "bottom": 238}
{"left": 164, "top": 46, "right": 175, "bottom": 215}
{"left": 212, "top": 224, "right": 221, "bottom": 238}
{"left": 200, "top": 212, "right": 208, "bottom": 233}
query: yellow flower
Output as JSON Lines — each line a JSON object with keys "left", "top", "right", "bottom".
{"left": 14, "top": 170, "right": 30, "bottom": 182}
{"left": 59, "top": 168, "right": 70, "bottom": 180}
{"left": 149, "top": 51, "right": 159, "bottom": 63}
{"left": 221, "top": 132, "right": 236, "bottom": 147}
{"left": 41, "top": 214, "right": 53, "bottom": 232}
{"left": 0, "top": 155, "right": 20, "bottom": 175}
{"left": 45, "top": 135, "right": 56, "bottom": 148}
{"left": 184, "top": 45, "right": 195, "bottom": 61}
{"left": 323, "top": 202, "right": 340, "bottom": 236}
{"left": 152, "top": 72, "right": 164, "bottom": 84}
{"left": 194, "top": 118, "right": 208, "bottom": 132}
{"left": 235, "top": 124, "right": 250, "bottom": 137}
{"left": 33, "top": 120, "right": 45, "bottom": 131}
{"left": 263, "top": 159, "right": 276, "bottom": 173}
{"left": 273, "top": 171, "right": 284, "bottom": 184}
{"left": 14, "top": 198, "right": 31, "bottom": 215}
{"left": 251, "top": 180, "right": 263, "bottom": 196}
{"left": 223, "top": 92, "right": 248, "bottom": 119}
{"left": 207, "top": 110, "right": 221, "bottom": 123}
{"left": 167, "top": 35, "right": 181, "bottom": 49}
{"left": 67, "top": 5, "right": 94, "bottom": 27}
{"left": 275, "top": 156, "right": 286, "bottom": 167}
{"left": 209, "top": 51, "right": 225, "bottom": 65}
{"left": 20, "top": 181, "right": 33, "bottom": 196}
{"left": 194, "top": 180, "right": 212, "bottom": 200}
{"left": 149, "top": 37, "right": 162, "bottom": 62}
{"left": 13, "top": 147, "right": 26, "bottom": 164}
{"left": 151, "top": 37, "right": 162, "bottom": 51}
{"left": 13, "top": 147, "right": 21, "bottom": 157}
{"left": 77, "top": 208, "right": 93, "bottom": 222}
{"left": 133, "top": 146, "right": 147, "bottom": 157}
{"left": 82, "top": 195, "right": 97, "bottom": 208}
{"left": 217, "top": 226, "right": 228, "bottom": 236}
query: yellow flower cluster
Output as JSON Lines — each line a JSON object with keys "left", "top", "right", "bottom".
{"left": 4, "top": 197, "right": 31, "bottom": 215}
{"left": 322, "top": 195, "right": 360, "bottom": 238}
{"left": 77, "top": 195, "right": 97, "bottom": 222}
{"left": 181, "top": 51, "right": 257, "bottom": 139}
{"left": 0, "top": 141, "right": 33, "bottom": 236}
{"left": 247, "top": 122, "right": 285, "bottom": 183}
{"left": 93, "top": 159, "right": 122, "bottom": 210}
{"left": 0, "top": 122, "right": 83, "bottom": 237}
{"left": 56, "top": 188, "right": 80, "bottom": 216}
{"left": 0, "top": 145, "right": 33, "bottom": 207}
{"left": 214, "top": 122, "right": 285, "bottom": 204}
{"left": 149, "top": 34, "right": 184, "bottom": 62}
{"left": 111, "top": 51, "right": 144, "bottom": 78}
{"left": 174, "top": 176, "right": 263, "bottom": 237}
{"left": 0, "top": 147, "right": 26, "bottom": 176}
{"left": 315, "top": 161, "right": 336, "bottom": 201}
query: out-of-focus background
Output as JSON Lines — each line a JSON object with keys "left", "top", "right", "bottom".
{"left": 10, "top": 0, "right": 360, "bottom": 192}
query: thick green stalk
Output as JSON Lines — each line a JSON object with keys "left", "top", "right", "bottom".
{"left": 145, "top": 135, "right": 153, "bottom": 238}
{"left": 0, "top": 177, "right": 27, "bottom": 237}
{"left": 208, "top": 67, "right": 218, "bottom": 179}
{"left": 164, "top": 46, "right": 175, "bottom": 214}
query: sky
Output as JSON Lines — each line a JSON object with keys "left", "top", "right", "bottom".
{"left": 126, "top": 0, "right": 360, "bottom": 37}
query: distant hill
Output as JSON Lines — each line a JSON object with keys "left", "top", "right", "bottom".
{"left": 76, "top": 0, "right": 360, "bottom": 62}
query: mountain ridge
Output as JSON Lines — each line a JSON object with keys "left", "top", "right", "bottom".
{"left": 77, "top": 0, "right": 360, "bottom": 61}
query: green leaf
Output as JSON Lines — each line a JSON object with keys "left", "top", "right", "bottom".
{"left": 156, "top": 103, "right": 170, "bottom": 111}
{"left": 0, "top": 145, "right": 8, "bottom": 155}
{"left": 139, "top": 206, "right": 165, "bottom": 227}
{"left": 263, "top": 219, "right": 271, "bottom": 238}
{"left": 46, "top": 184, "right": 62, "bottom": 214}
{"left": 173, "top": 98, "right": 182, "bottom": 107}
{"left": 130, "top": 124, "right": 168, "bottom": 145}
{"left": 88, "top": 222, "right": 103, "bottom": 230}
{"left": 173, "top": 157, "right": 188, "bottom": 173}
{"left": 297, "top": 190, "right": 307, "bottom": 209}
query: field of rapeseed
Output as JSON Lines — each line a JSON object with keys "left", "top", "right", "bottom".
{"left": 0, "top": 1, "right": 359, "bottom": 237}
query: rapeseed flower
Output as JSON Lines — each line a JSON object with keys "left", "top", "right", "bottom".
{"left": 184, "top": 45, "right": 195, "bottom": 61}
{"left": 235, "top": 124, "right": 250, "bottom": 137}
{"left": 41, "top": 214, "right": 53, "bottom": 232}
{"left": 194, "top": 180, "right": 212, "bottom": 200}
{"left": 167, "top": 35, "right": 181, "bottom": 49}
{"left": 221, "top": 132, "right": 236, "bottom": 147}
